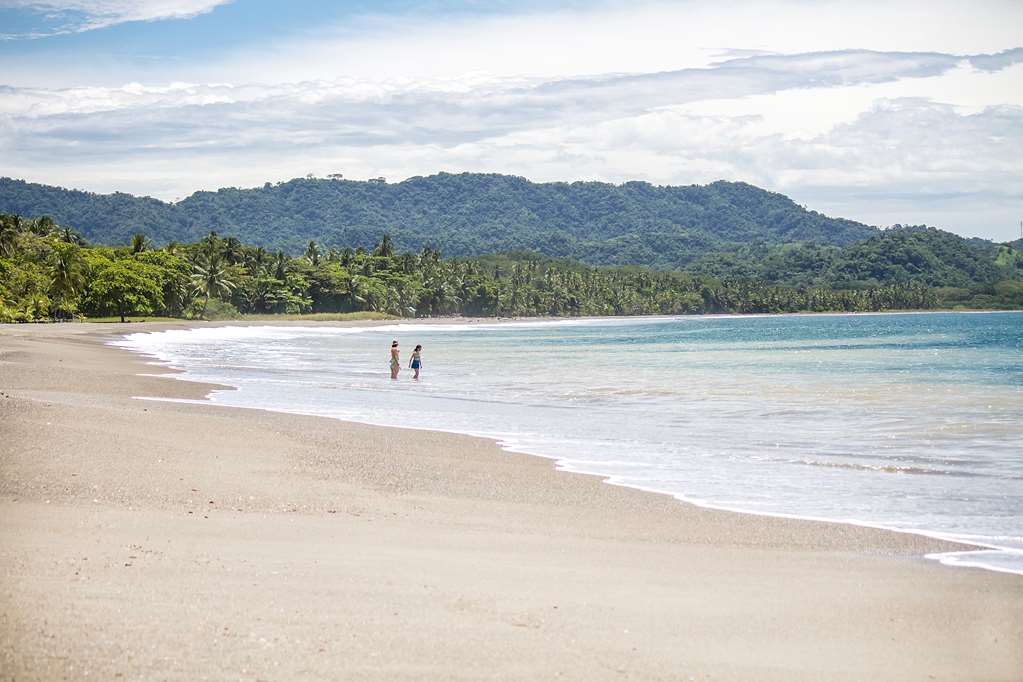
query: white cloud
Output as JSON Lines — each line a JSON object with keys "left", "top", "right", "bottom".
{"left": 3, "top": 48, "right": 1022, "bottom": 240}
{"left": 675, "top": 62, "right": 1023, "bottom": 139}
{"left": 0, "top": 0, "right": 232, "bottom": 38}
{"left": 4, "top": 0, "right": 1022, "bottom": 88}
{"left": 190, "top": 0, "right": 1023, "bottom": 86}
{"left": 1, "top": 0, "right": 1022, "bottom": 241}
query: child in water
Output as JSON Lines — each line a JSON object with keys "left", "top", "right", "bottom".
{"left": 409, "top": 344, "right": 423, "bottom": 380}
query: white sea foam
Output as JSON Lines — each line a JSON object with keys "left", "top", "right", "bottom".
{"left": 114, "top": 312, "right": 1023, "bottom": 576}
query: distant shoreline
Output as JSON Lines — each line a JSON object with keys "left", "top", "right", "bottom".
{"left": 6, "top": 306, "right": 1022, "bottom": 329}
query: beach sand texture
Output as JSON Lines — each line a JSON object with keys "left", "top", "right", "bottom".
{"left": 1, "top": 322, "right": 1021, "bottom": 681}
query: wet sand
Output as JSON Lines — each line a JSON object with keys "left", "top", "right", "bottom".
{"left": 1, "top": 322, "right": 1020, "bottom": 680}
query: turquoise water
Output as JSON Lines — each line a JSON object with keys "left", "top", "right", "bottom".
{"left": 117, "top": 312, "right": 1023, "bottom": 574}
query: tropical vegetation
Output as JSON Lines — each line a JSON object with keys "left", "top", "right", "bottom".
{"left": 2, "top": 213, "right": 1020, "bottom": 323}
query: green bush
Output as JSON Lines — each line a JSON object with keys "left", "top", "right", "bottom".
{"left": 201, "top": 297, "right": 242, "bottom": 320}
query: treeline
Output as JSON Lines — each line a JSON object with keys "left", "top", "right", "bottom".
{"left": 0, "top": 174, "right": 876, "bottom": 266}
{"left": 2, "top": 213, "right": 984, "bottom": 324}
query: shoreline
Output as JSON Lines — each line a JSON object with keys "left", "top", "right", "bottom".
{"left": 13, "top": 305, "right": 1023, "bottom": 331}
{"left": 2, "top": 321, "right": 1021, "bottom": 680}
{"left": 111, "top": 314, "right": 1023, "bottom": 577}
{"left": 132, "top": 375, "right": 1021, "bottom": 578}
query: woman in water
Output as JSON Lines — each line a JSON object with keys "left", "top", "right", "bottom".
{"left": 389, "top": 340, "right": 400, "bottom": 379}
{"left": 409, "top": 344, "right": 423, "bottom": 380}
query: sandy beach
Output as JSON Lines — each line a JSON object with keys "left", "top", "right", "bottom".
{"left": 1, "top": 322, "right": 1020, "bottom": 681}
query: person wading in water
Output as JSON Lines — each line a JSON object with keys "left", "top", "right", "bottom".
{"left": 409, "top": 344, "right": 423, "bottom": 380}
{"left": 389, "top": 340, "right": 401, "bottom": 380}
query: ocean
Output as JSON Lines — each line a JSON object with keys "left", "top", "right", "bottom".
{"left": 115, "top": 311, "right": 1023, "bottom": 575}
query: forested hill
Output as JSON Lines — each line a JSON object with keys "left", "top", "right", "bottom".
{"left": 0, "top": 174, "right": 877, "bottom": 267}
{"left": 688, "top": 225, "right": 1022, "bottom": 292}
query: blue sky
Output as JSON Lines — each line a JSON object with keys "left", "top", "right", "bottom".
{"left": 1, "top": 0, "right": 1022, "bottom": 240}
{"left": 0, "top": 2, "right": 527, "bottom": 62}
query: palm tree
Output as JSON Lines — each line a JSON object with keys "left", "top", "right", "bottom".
{"left": 422, "top": 275, "right": 461, "bottom": 315}
{"left": 373, "top": 234, "right": 395, "bottom": 258}
{"left": 200, "top": 231, "right": 220, "bottom": 263}
{"left": 222, "top": 236, "right": 242, "bottom": 264}
{"left": 165, "top": 275, "right": 196, "bottom": 318}
{"left": 250, "top": 246, "right": 268, "bottom": 269}
{"left": 191, "top": 256, "right": 236, "bottom": 318}
{"left": 59, "top": 226, "right": 85, "bottom": 245}
{"left": 340, "top": 273, "right": 367, "bottom": 311}
{"left": 30, "top": 215, "right": 56, "bottom": 237}
{"left": 399, "top": 252, "right": 417, "bottom": 274}
{"left": 271, "top": 251, "right": 287, "bottom": 280}
{"left": 304, "top": 240, "right": 321, "bottom": 266}
{"left": 130, "top": 233, "right": 150, "bottom": 254}
{"left": 48, "top": 242, "right": 86, "bottom": 318}
{"left": 0, "top": 214, "right": 20, "bottom": 257}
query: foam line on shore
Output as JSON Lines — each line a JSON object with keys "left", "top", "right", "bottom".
{"left": 123, "top": 349, "right": 1023, "bottom": 580}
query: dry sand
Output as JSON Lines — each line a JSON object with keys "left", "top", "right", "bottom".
{"left": 1, "top": 322, "right": 1020, "bottom": 681}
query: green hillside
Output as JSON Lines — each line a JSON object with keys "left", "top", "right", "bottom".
{"left": 689, "top": 226, "right": 1023, "bottom": 289}
{"left": 0, "top": 174, "right": 877, "bottom": 266}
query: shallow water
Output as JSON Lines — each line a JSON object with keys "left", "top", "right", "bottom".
{"left": 116, "top": 312, "right": 1023, "bottom": 575}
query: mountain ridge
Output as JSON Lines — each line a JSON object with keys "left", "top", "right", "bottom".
{"left": 0, "top": 173, "right": 878, "bottom": 267}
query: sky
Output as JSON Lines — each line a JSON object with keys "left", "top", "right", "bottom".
{"left": 1, "top": 1, "right": 1021, "bottom": 241}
